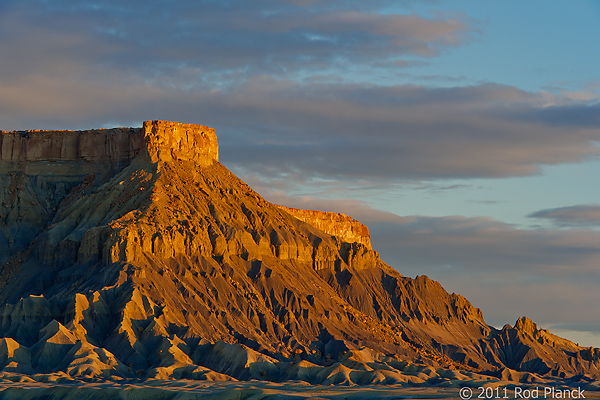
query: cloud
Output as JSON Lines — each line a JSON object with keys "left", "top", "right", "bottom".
{"left": 364, "top": 214, "right": 600, "bottom": 333}
{"left": 219, "top": 79, "right": 600, "bottom": 181}
{"left": 529, "top": 204, "right": 600, "bottom": 227}
{"left": 1, "top": 0, "right": 599, "bottom": 184}
{"left": 412, "top": 183, "right": 474, "bottom": 192}
{"left": 0, "top": 1, "right": 472, "bottom": 83}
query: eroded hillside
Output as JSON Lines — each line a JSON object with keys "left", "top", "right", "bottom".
{"left": 0, "top": 120, "right": 598, "bottom": 385}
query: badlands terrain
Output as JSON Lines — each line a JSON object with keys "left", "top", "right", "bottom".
{"left": 0, "top": 120, "right": 599, "bottom": 398}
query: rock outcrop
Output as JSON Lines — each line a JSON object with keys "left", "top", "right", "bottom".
{"left": 0, "top": 120, "right": 218, "bottom": 167}
{"left": 0, "top": 120, "right": 216, "bottom": 264}
{"left": 0, "top": 127, "right": 143, "bottom": 164}
{"left": 0, "top": 120, "right": 598, "bottom": 385}
{"left": 142, "top": 120, "right": 218, "bottom": 165}
{"left": 276, "top": 206, "right": 372, "bottom": 249}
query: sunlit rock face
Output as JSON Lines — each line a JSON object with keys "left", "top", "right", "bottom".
{"left": 0, "top": 120, "right": 598, "bottom": 384}
{"left": 0, "top": 120, "right": 218, "bottom": 166}
{"left": 275, "top": 206, "right": 372, "bottom": 250}
{"left": 142, "top": 120, "right": 218, "bottom": 165}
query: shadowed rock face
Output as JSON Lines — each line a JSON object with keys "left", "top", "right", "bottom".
{"left": 0, "top": 120, "right": 598, "bottom": 384}
{"left": 0, "top": 127, "right": 143, "bottom": 164}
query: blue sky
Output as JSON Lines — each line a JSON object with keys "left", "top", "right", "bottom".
{"left": 405, "top": 1, "right": 600, "bottom": 92}
{"left": 1, "top": 1, "right": 599, "bottom": 346}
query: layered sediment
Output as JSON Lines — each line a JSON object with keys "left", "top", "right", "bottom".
{"left": 142, "top": 120, "right": 218, "bottom": 165}
{"left": 0, "top": 120, "right": 598, "bottom": 385}
{"left": 276, "top": 206, "right": 372, "bottom": 249}
{"left": 0, "top": 127, "right": 142, "bottom": 162}
{"left": 0, "top": 119, "right": 218, "bottom": 173}
{"left": 0, "top": 120, "right": 217, "bottom": 263}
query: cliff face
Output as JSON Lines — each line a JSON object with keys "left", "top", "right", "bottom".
{"left": 0, "top": 127, "right": 143, "bottom": 178}
{"left": 0, "top": 127, "right": 143, "bottom": 163}
{"left": 276, "top": 206, "right": 372, "bottom": 249}
{"left": 0, "top": 120, "right": 598, "bottom": 384}
{"left": 0, "top": 119, "right": 218, "bottom": 170}
{"left": 142, "top": 120, "right": 218, "bottom": 165}
{"left": 0, "top": 121, "right": 217, "bottom": 263}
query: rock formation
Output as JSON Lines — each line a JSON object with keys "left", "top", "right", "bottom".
{"left": 275, "top": 206, "right": 372, "bottom": 249}
{"left": 0, "top": 120, "right": 598, "bottom": 385}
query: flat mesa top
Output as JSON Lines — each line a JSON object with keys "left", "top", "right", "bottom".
{"left": 0, "top": 120, "right": 218, "bottom": 164}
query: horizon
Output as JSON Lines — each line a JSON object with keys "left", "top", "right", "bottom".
{"left": 1, "top": 1, "right": 599, "bottom": 347}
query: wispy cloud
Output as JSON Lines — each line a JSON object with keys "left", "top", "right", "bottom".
{"left": 0, "top": 1, "right": 473, "bottom": 84}
{"left": 220, "top": 79, "right": 600, "bottom": 181}
{"left": 529, "top": 204, "right": 600, "bottom": 227}
{"left": 412, "top": 183, "right": 474, "bottom": 192}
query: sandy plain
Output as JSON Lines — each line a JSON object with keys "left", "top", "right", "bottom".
{"left": 0, "top": 379, "right": 599, "bottom": 400}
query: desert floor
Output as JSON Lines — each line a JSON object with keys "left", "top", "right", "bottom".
{"left": 0, "top": 380, "right": 599, "bottom": 400}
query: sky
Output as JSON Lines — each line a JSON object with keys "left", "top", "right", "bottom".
{"left": 1, "top": 1, "right": 600, "bottom": 346}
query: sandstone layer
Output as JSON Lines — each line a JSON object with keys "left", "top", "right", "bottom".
{"left": 0, "top": 127, "right": 143, "bottom": 164}
{"left": 275, "top": 206, "right": 372, "bottom": 249}
{"left": 0, "top": 120, "right": 597, "bottom": 386}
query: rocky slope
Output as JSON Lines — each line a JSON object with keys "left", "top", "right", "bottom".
{"left": 0, "top": 120, "right": 598, "bottom": 385}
